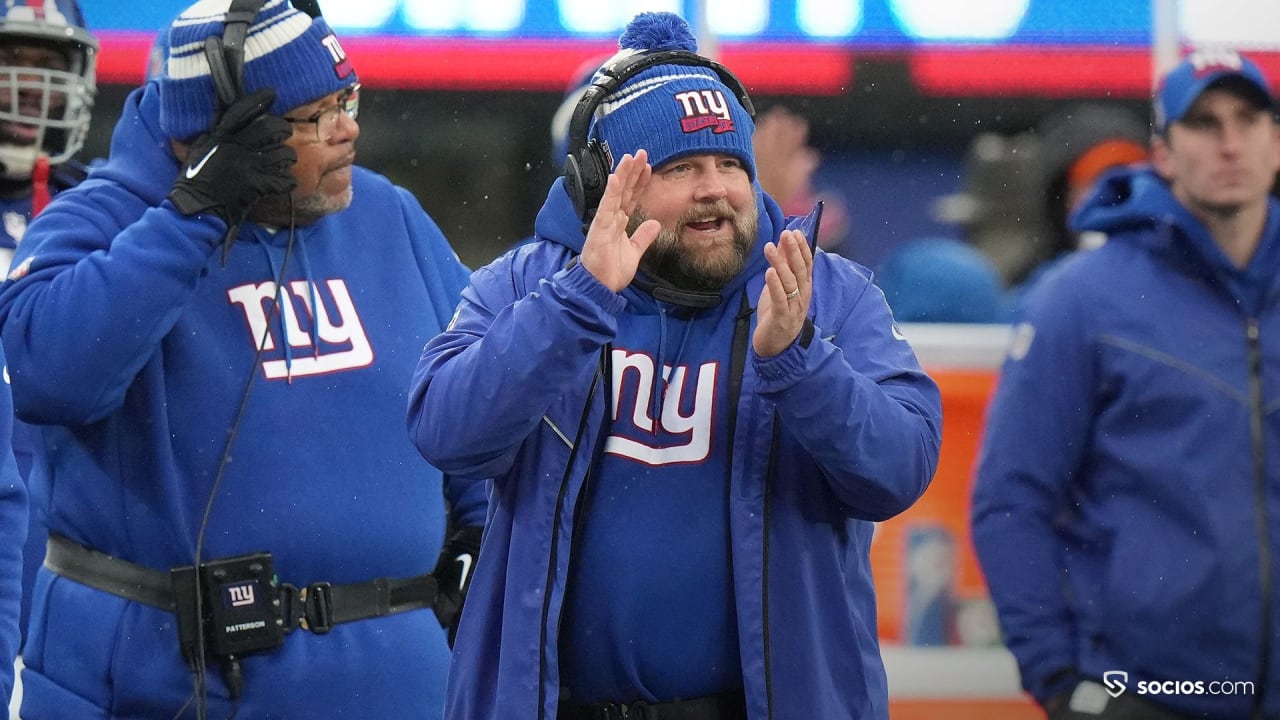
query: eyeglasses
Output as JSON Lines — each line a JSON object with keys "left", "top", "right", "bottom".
{"left": 284, "top": 83, "right": 360, "bottom": 142}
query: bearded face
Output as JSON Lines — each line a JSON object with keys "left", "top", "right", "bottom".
{"left": 630, "top": 196, "right": 758, "bottom": 293}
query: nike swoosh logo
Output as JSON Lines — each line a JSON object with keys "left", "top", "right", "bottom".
{"left": 185, "top": 145, "right": 219, "bottom": 179}
{"left": 454, "top": 554, "right": 473, "bottom": 591}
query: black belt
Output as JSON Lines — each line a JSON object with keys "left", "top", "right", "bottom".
{"left": 559, "top": 691, "right": 746, "bottom": 720}
{"left": 45, "top": 533, "right": 438, "bottom": 633}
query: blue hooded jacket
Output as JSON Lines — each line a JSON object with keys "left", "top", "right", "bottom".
{"left": 0, "top": 82, "right": 486, "bottom": 718}
{"left": 0, "top": 341, "right": 25, "bottom": 710}
{"left": 407, "top": 176, "right": 942, "bottom": 720}
{"left": 972, "top": 166, "right": 1280, "bottom": 718}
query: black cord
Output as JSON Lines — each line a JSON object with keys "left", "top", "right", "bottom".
{"left": 181, "top": 199, "right": 297, "bottom": 719}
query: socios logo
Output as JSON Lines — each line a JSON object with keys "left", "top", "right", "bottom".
{"left": 1103, "top": 670, "right": 1129, "bottom": 698}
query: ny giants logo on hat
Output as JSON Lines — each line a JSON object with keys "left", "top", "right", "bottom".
{"left": 1187, "top": 47, "right": 1245, "bottom": 77}
{"left": 675, "top": 89, "right": 735, "bottom": 134}
{"left": 320, "top": 32, "right": 354, "bottom": 80}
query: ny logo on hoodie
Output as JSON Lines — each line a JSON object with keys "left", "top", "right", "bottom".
{"left": 604, "top": 349, "right": 717, "bottom": 465}
{"left": 227, "top": 278, "right": 373, "bottom": 379}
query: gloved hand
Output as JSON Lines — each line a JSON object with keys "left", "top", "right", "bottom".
{"left": 168, "top": 87, "right": 297, "bottom": 223}
{"left": 432, "top": 525, "right": 483, "bottom": 647}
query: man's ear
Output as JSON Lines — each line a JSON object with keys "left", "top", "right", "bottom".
{"left": 1270, "top": 125, "right": 1280, "bottom": 175}
{"left": 1149, "top": 134, "right": 1174, "bottom": 181}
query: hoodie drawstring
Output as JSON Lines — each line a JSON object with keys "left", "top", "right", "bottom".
{"left": 296, "top": 239, "right": 322, "bottom": 358}
{"left": 648, "top": 307, "right": 698, "bottom": 430}
{"left": 651, "top": 308, "right": 667, "bottom": 426}
{"left": 255, "top": 229, "right": 316, "bottom": 384}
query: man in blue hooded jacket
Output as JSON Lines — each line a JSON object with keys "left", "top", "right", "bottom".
{"left": 0, "top": 0, "right": 485, "bottom": 717}
{"left": 407, "top": 11, "right": 941, "bottom": 720}
{"left": 0, "top": 342, "right": 26, "bottom": 712}
{"left": 973, "top": 48, "right": 1280, "bottom": 719}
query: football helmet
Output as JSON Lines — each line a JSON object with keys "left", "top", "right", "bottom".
{"left": 0, "top": 0, "right": 97, "bottom": 179}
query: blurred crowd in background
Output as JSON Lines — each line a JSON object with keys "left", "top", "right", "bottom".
{"left": 73, "top": 38, "right": 1161, "bottom": 329}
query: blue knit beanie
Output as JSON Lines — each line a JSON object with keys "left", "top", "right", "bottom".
{"left": 160, "top": 0, "right": 357, "bottom": 141}
{"left": 591, "top": 12, "right": 756, "bottom": 179}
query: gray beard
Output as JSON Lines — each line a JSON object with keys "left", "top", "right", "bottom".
{"left": 249, "top": 186, "right": 353, "bottom": 228}
{"left": 631, "top": 199, "right": 758, "bottom": 293}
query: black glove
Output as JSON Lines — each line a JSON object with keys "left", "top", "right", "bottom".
{"left": 432, "top": 525, "right": 483, "bottom": 646}
{"left": 168, "top": 87, "right": 297, "bottom": 223}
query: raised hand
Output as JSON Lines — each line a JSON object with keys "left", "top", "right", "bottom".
{"left": 578, "top": 150, "right": 660, "bottom": 292}
{"left": 168, "top": 88, "right": 298, "bottom": 223}
{"left": 753, "top": 228, "right": 814, "bottom": 357}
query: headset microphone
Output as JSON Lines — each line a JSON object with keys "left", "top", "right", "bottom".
{"left": 629, "top": 274, "right": 722, "bottom": 310}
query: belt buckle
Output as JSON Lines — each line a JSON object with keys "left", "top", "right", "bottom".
{"left": 599, "top": 701, "right": 651, "bottom": 720}
{"left": 298, "top": 581, "right": 334, "bottom": 634}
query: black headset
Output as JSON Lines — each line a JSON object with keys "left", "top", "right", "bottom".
{"left": 203, "top": 0, "right": 323, "bottom": 112}
{"left": 563, "top": 48, "right": 755, "bottom": 226}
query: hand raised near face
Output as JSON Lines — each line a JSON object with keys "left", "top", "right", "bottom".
{"left": 578, "top": 150, "right": 661, "bottom": 293}
{"left": 753, "top": 229, "right": 813, "bottom": 357}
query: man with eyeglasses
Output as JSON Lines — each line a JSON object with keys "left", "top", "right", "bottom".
{"left": 0, "top": 1, "right": 484, "bottom": 718}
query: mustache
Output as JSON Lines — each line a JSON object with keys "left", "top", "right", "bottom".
{"left": 676, "top": 200, "right": 736, "bottom": 226}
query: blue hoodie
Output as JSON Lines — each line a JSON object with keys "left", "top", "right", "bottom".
{"left": 407, "top": 176, "right": 942, "bottom": 720}
{"left": 0, "top": 160, "right": 89, "bottom": 656}
{"left": 972, "top": 166, "right": 1280, "bottom": 718}
{"left": 0, "top": 341, "right": 26, "bottom": 710}
{"left": 0, "top": 82, "right": 486, "bottom": 718}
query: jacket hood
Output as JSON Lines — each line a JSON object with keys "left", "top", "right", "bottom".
{"left": 1070, "top": 165, "right": 1179, "bottom": 238}
{"left": 532, "top": 176, "right": 785, "bottom": 309}
{"left": 1070, "top": 163, "right": 1280, "bottom": 309}
{"left": 91, "top": 81, "right": 181, "bottom": 207}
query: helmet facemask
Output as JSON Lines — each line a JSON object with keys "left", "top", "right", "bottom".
{"left": 0, "top": 1, "right": 97, "bottom": 180}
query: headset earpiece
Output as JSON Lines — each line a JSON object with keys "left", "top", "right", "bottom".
{"left": 564, "top": 137, "right": 611, "bottom": 224}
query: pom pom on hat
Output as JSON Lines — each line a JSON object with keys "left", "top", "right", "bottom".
{"left": 618, "top": 11, "right": 698, "bottom": 53}
{"left": 590, "top": 11, "right": 756, "bottom": 179}
{"left": 159, "top": 0, "right": 358, "bottom": 141}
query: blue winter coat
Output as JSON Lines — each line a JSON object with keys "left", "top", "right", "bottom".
{"left": 972, "top": 166, "right": 1280, "bottom": 718}
{"left": 408, "top": 178, "right": 942, "bottom": 720}
{"left": 0, "top": 81, "right": 485, "bottom": 719}
{"left": 0, "top": 341, "right": 26, "bottom": 709}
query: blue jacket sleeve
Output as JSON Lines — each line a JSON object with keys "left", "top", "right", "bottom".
{"left": 0, "top": 186, "right": 224, "bottom": 426}
{"left": 0, "top": 351, "right": 27, "bottom": 708}
{"left": 753, "top": 256, "right": 942, "bottom": 520}
{"left": 407, "top": 251, "right": 626, "bottom": 480}
{"left": 970, "top": 273, "right": 1095, "bottom": 704}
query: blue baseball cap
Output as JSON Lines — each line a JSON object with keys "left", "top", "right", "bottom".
{"left": 1154, "top": 49, "right": 1275, "bottom": 133}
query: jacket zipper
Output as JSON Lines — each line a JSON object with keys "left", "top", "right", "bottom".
{"left": 537, "top": 354, "right": 605, "bottom": 720}
{"left": 762, "top": 422, "right": 779, "bottom": 720}
{"left": 1247, "top": 318, "right": 1272, "bottom": 719}
{"left": 725, "top": 292, "right": 775, "bottom": 718}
